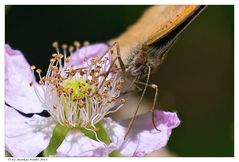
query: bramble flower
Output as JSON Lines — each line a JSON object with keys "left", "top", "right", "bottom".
{"left": 5, "top": 43, "right": 180, "bottom": 157}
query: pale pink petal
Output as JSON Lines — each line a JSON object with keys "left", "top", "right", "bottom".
{"left": 5, "top": 44, "right": 44, "bottom": 113}
{"left": 5, "top": 105, "right": 56, "bottom": 157}
{"left": 103, "top": 110, "right": 180, "bottom": 157}
{"left": 67, "top": 43, "right": 109, "bottom": 67}
{"left": 56, "top": 129, "right": 116, "bottom": 157}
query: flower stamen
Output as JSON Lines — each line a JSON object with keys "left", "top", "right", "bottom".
{"left": 29, "top": 41, "right": 125, "bottom": 130}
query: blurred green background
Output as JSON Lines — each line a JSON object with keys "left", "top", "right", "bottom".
{"left": 5, "top": 5, "right": 234, "bottom": 157}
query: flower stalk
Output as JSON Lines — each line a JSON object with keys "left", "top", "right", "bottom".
{"left": 44, "top": 123, "right": 70, "bottom": 157}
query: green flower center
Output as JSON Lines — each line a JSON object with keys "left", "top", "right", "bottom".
{"left": 62, "top": 78, "right": 93, "bottom": 99}
{"left": 31, "top": 50, "right": 125, "bottom": 129}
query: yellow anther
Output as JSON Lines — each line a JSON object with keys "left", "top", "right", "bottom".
{"left": 50, "top": 58, "right": 56, "bottom": 63}
{"left": 56, "top": 54, "right": 64, "bottom": 60}
{"left": 83, "top": 41, "right": 90, "bottom": 46}
{"left": 66, "top": 56, "right": 71, "bottom": 63}
{"left": 120, "top": 98, "right": 126, "bottom": 104}
{"left": 62, "top": 44, "right": 68, "bottom": 49}
{"left": 64, "top": 120, "right": 69, "bottom": 125}
{"left": 116, "top": 84, "right": 122, "bottom": 91}
{"left": 52, "top": 41, "right": 58, "bottom": 48}
{"left": 69, "top": 46, "right": 74, "bottom": 52}
{"left": 120, "top": 78, "right": 125, "bottom": 83}
{"left": 74, "top": 41, "right": 81, "bottom": 48}
{"left": 31, "top": 65, "right": 36, "bottom": 70}
{"left": 93, "top": 127, "right": 100, "bottom": 132}
{"left": 52, "top": 53, "right": 58, "bottom": 57}
{"left": 50, "top": 66, "right": 58, "bottom": 71}
{"left": 91, "top": 57, "right": 99, "bottom": 65}
{"left": 39, "top": 80, "right": 44, "bottom": 85}
{"left": 36, "top": 69, "right": 42, "bottom": 73}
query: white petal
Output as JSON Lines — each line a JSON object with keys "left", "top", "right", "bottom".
{"left": 56, "top": 129, "right": 116, "bottom": 157}
{"left": 5, "top": 44, "right": 44, "bottom": 113}
{"left": 103, "top": 111, "right": 180, "bottom": 157}
{"left": 5, "top": 105, "right": 56, "bottom": 157}
{"left": 67, "top": 43, "right": 109, "bottom": 67}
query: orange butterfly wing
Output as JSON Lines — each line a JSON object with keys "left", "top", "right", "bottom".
{"left": 109, "top": 5, "right": 205, "bottom": 63}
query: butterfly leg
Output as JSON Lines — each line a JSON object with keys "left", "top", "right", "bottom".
{"left": 94, "top": 42, "right": 126, "bottom": 93}
{"left": 134, "top": 80, "right": 161, "bottom": 132}
{"left": 114, "top": 41, "right": 126, "bottom": 72}
{"left": 124, "top": 66, "right": 152, "bottom": 139}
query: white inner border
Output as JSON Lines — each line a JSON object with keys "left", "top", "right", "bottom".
{"left": 0, "top": 0, "right": 237, "bottom": 161}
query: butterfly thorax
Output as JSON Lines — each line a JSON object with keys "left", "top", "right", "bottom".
{"left": 125, "top": 43, "right": 157, "bottom": 79}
